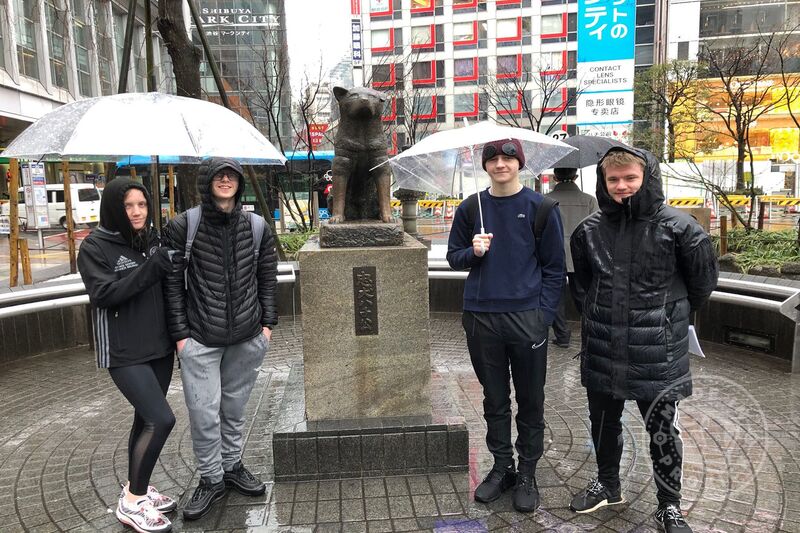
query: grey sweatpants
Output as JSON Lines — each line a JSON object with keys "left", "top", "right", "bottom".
{"left": 180, "top": 334, "right": 268, "bottom": 482}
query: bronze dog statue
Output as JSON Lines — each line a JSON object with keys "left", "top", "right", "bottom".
{"left": 329, "top": 86, "right": 393, "bottom": 224}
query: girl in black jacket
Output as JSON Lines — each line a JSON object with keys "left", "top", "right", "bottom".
{"left": 78, "top": 178, "right": 181, "bottom": 533}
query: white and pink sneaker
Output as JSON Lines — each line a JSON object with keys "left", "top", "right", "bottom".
{"left": 146, "top": 486, "right": 177, "bottom": 513}
{"left": 115, "top": 495, "right": 171, "bottom": 533}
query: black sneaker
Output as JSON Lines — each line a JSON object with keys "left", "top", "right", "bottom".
{"left": 512, "top": 472, "right": 540, "bottom": 513}
{"left": 654, "top": 504, "right": 693, "bottom": 533}
{"left": 223, "top": 461, "right": 266, "bottom": 496}
{"left": 474, "top": 466, "right": 517, "bottom": 503}
{"left": 552, "top": 338, "right": 571, "bottom": 348}
{"left": 569, "top": 478, "right": 625, "bottom": 513}
{"left": 182, "top": 477, "right": 226, "bottom": 521}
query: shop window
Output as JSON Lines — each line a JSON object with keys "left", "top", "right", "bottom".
{"left": 454, "top": 57, "right": 478, "bottom": 82}
{"left": 497, "top": 54, "right": 521, "bottom": 79}
{"left": 454, "top": 93, "right": 479, "bottom": 117}
{"left": 497, "top": 18, "right": 521, "bottom": 42}
{"left": 411, "top": 25, "right": 433, "bottom": 48}
{"left": 371, "top": 28, "right": 393, "bottom": 52}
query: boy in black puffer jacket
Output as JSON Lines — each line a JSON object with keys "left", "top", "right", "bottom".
{"left": 163, "top": 157, "right": 278, "bottom": 520}
{"left": 568, "top": 147, "right": 718, "bottom": 533}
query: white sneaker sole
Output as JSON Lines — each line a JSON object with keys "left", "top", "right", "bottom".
{"left": 571, "top": 496, "right": 626, "bottom": 514}
{"left": 116, "top": 508, "right": 172, "bottom": 533}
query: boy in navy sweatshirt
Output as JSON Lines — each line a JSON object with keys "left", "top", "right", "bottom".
{"left": 447, "top": 139, "right": 565, "bottom": 513}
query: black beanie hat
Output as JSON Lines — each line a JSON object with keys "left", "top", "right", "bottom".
{"left": 481, "top": 138, "right": 526, "bottom": 170}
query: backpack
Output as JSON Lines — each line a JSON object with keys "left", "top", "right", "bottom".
{"left": 461, "top": 192, "right": 558, "bottom": 261}
{"left": 183, "top": 206, "right": 266, "bottom": 263}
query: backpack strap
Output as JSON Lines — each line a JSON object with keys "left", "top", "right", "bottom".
{"left": 534, "top": 196, "right": 558, "bottom": 251}
{"left": 462, "top": 193, "right": 479, "bottom": 233}
{"left": 246, "top": 211, "right": 266, "bottom": 260}
{"left": 184, "top": 206, "right": 202, "bottom": 263}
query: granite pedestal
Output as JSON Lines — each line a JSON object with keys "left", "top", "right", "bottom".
{"left": 272, "top": 233, "right": 469, "bottom": 480}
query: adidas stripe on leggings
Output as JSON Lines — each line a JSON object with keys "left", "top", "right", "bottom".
{"left": 108, "top": 354, "right": 176, "bottom": 496}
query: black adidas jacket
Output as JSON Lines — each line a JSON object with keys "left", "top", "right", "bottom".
{"left": 78, "top": 179, "right": 174, "bottom": 368}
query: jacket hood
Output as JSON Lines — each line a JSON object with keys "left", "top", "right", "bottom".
{"left": 99, "top": 177, "right": 152, "bottom": 250}
{"left": 595, "top": 146, "right": 664, "bottom": 219}
{"left": 197, "top": 157, "right": 245, "bottom": 221}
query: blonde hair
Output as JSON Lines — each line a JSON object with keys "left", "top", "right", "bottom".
{"left": 600, "top": 150, "right": 645, "bottom": 173}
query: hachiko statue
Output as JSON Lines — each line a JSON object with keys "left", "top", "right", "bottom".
{"left": 329, "top": 86, "right": 393, "bottom": 224}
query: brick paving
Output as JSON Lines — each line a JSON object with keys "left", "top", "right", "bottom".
{"left": 1, "top": 313, "right": 799, "bottom": 532}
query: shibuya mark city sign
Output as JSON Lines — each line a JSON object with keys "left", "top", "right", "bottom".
{"left": 576, "top": 0, "right": 635, "bottom": 142}
{"left": 193, "top": 6, "right": 279, "bottom": 36}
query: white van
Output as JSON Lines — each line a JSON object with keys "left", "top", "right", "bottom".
{"left": 1, "top": 184, "right": 101, "bottom": 229}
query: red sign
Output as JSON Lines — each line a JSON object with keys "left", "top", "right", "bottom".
{"left": 351, "top": 0, "right": 360, "bottom": 15}
{"left": 309, "top": 124, "right": 329, "bottom": 147}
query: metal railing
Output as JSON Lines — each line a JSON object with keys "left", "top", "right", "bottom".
{"left": 0, "top": 262, "right": 298, "bottom": 323}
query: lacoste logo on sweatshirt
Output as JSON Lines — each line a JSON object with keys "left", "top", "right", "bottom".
{"left": 517, "top": 213, "right": 526, "bottom": 219}
{"left": 114, "top": 255, "right": 138, "bottom": 272}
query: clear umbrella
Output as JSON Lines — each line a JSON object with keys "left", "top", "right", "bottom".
{"left": 1, "top": 92, "right": 287, "bottom": 165}
{"left": 379, "top": 121, "right": 575, "bottom": 234}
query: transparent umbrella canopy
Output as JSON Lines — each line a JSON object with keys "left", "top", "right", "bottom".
{"left": 1, "top": 92, "right": 287, "bottom": 165}
{"left": 380, "top": 121, "right": 575, "bottom": 232}
{"left": 382, "top": 121, "right": 575, "bottom": 197}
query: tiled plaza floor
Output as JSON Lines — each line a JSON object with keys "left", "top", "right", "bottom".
{"left": 1, "top": 313, "right": 799, "bottom": 532}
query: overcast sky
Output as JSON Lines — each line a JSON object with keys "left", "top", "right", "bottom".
{"left": 285, "top": 1, "right": 352, "bottom": 92}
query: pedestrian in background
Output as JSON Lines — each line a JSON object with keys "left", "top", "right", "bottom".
{"left": 447, "top": 139, "right": 565, "bottom": 513}
{"left": 78, "top": 177, "right": 184, "bottom": 532}
{"left": 163, "top": 157, "right": 278, "bottom": 521}
{"left": 545, "top": 167, "right": 599, "bottom": 347}
{"left": 568, "top": 147, "right": 718, "bottom": 533}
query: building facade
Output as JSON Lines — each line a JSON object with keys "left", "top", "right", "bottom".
{"left": 667, "top": 0, "right": 800, "bottom": 165}
{"left": 192, "top": 0, "right": 292, "bottom": 150}
{"left": 0, "top": 0, "right": 174, "bottom": 194}
{"left": 351, "top": 0, "right": 659, "bottom": 152}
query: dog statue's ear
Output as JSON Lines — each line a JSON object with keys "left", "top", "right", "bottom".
{"left": 333, "top": 86, "right": 349, "bottom": 102}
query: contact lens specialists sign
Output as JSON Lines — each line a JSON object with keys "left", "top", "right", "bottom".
{"left": 576, "top": 0, "right": 635, "bottom": 142}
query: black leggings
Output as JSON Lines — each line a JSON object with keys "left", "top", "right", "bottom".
{"left": 109, "top": 355, "right": 176, "bottom": 496}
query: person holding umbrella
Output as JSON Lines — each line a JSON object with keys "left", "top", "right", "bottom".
{"left": 447, "top": 139, "right": 565, "bottom": 513}
{"left": 545, "top": 167, "right": 599, "bottom": 347}
{"left": 568, "top": 147, "right": 718, "bottom": 533}
{"left": 78, "top": 178, "right": 184, "bottom": 532}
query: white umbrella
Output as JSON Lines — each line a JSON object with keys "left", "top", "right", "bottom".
{"left": 380, "top": 120, "right": 575, "bottom": 234}
{"left": 1, "top": 92, "right": 287, "bottom": 165}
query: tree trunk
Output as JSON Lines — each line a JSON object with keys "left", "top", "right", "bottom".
{"left": 157, "top": 0, "right": 202, "bottom": 209}
{"left": 667, "top": 120, "right": 676, "bottom": 163}
{"left": 736, "top": 143, "right": 746, "bottom": 191}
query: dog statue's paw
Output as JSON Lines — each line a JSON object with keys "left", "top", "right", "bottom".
{"left": 379, "top": 213, "right": 395, "bottom": 224}
{"left": 328, "top": 215, "right": 345, "bottom": 224}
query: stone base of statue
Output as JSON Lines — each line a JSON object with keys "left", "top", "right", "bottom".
{"left": 271, "top": 234, "right": 469, "bottom": 480}
{"left": 272, "top": 364, "right": 469, "bottom": 481}
{"left": 319, "top": 221, "right": 404, "bottom": 248}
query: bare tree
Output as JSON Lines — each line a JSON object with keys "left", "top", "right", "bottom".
{"left": 764, "top": 24, "right": 800, "bottom": 133}
{"left": 693, "top": 36, "right": 783, "bottom": 194}
{"left": 634, "top": 60, "right": 699, "bottom": 162}
{"left": 485, "top": 59, "right": 577, "bottom": 135}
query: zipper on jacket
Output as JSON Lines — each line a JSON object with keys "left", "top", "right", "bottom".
{"left": 222, "top": 223, "right": 234, "bottom": 344}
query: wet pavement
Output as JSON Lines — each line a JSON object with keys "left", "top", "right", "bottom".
{"left": 1, "top": 314, "right": 799, "bottom": 532}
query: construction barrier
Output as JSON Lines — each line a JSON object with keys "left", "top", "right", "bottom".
{"left": 667, "top": 197, "right": 703, "bottom": 207}
{"left": 390, "top": 200, "right": 401, "bottom": 208}
{"left": 444, "top": 202, "right": 455, "bottom": 220}
{"left": 725, "top": 196, "right": 750, "bottom": 207}
{"left": 759, "top": 195, "right": 800, "bottom": 207}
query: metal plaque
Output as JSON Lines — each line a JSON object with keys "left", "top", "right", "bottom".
{"left": 353, "top": 266, "right": 378, "bottom": 336}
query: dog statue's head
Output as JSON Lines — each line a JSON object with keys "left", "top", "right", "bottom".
{"left": 334, "top": 86, "right": 387, "bottom": 122}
